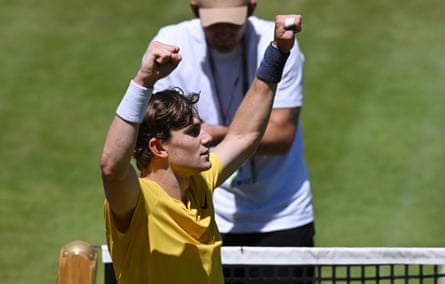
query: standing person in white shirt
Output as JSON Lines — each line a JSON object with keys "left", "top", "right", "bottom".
{"left": 151, "top": 0, "right": 314, "bottom": 263}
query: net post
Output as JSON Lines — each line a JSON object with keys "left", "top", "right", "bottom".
{"left": 57, "top": 240, "right": 98, "bottom": 284}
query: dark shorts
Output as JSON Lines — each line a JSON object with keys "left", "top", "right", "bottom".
{"left": 221, "top": 222, "right": 315, "bottom": 247}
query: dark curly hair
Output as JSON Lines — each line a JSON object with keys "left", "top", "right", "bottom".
{"left": 133, "top": 88, "right": 200, "bottom": 173}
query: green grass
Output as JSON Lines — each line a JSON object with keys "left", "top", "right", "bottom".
{"left": 1, "top": 0, "right": 444, "bottom": 283}
{"left": 296, "top": 1, "right": 445, "bottom": 247}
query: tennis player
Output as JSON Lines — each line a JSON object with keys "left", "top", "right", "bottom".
{"left": 101, "top": 14, "right": 302, "bottom": 283}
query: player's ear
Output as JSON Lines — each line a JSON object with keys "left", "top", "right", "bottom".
{"left": 247, "top": 0, "right": 257, "bottom": 17}
{"left": 190, "top": 1, "right": 200, "bottom": 18}
{"left": 148, "top": 138, "right": 168, "bottom": 158}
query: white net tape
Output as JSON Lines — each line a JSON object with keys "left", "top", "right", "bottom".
{"left": 220, "top": 247, "right": 445, "bottom": 265}
{"left": 101, "top": 245, "right": 445, "bottom": 265}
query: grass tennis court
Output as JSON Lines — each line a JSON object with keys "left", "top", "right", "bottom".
{"left": 1, "top": 0, "right": 444, "bottom": 283}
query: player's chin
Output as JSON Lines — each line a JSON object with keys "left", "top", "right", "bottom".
{"left": 198, "top": 151, "right": 211, "bottom": 169}
{"left": 200, "top": 159, "right": 212, "bottom": 171}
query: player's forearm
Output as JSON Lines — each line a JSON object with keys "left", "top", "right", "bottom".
{"left": 226, "top": 78, "right": 277, "bottom": 156}
{"left": 206, "top": 106, "right": 299, "bottom": 154}
{"left": 101, "top": 79, "right": 153, "bottom": 177}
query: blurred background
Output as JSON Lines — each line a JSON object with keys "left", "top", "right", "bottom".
{"left": 1, "top": 0, "right": 444, "bottom": 283}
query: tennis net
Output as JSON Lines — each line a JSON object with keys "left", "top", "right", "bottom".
{"left": 101, "top": 245, "right": 445, "bottom": 283}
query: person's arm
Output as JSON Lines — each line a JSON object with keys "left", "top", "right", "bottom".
{"left": 203, "top": 107, "right": 300, "bottom": 154}
{"left": 258, "top": 106, "right": 300, "bottom": 154}
{"left": 213, "top": 14, "right": 303, "bottom": 183}
{"left": 100, "top": 41, "right": 181, "bottom": 230}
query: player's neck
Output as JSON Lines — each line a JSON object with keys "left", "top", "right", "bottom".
{"left": 144, "top": 165, "right": 190, "bottom": 203}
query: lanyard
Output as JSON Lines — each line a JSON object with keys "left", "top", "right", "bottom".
{"left": 207, "top": 37, "right": 257, "bottom": 185}
{"left": 207, "top": 37, "right": 249, "bottom": 125}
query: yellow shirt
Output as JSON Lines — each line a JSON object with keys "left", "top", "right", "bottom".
{"left": 104, "top": 154, "right": 224, "bottom": 284}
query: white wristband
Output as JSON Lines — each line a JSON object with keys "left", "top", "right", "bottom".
{"left": 116, "top": 80, "right": 153, "bottom": 123}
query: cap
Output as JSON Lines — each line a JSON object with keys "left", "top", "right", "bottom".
{"left": 197, "top": 0, "right": 249, "bottom": 27}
